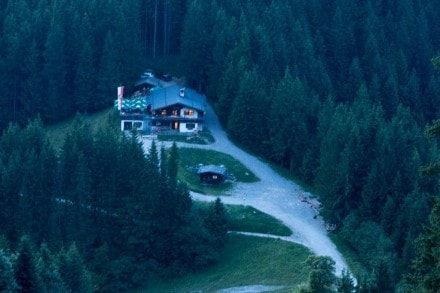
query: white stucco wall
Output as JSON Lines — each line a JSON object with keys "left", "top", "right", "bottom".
{"left": 121, "top": 120, "right": 144, "bottom": 131}
{"left": 179, "top": 122, "right": 199, "bottom": 133}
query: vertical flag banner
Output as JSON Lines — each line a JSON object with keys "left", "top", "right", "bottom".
{"left": 117, "top": 86, "right": 124, "bottom": 110}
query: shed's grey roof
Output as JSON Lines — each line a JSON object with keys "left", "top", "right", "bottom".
{"left": 197, "top": 165, "right": 227, "bottom": 175}
{"left": 150, "top": 85, "right": 206, "bottom": 112}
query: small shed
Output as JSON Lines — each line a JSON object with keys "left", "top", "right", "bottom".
{"left": 197, "top": 165, "right": 227, "bottom": 184}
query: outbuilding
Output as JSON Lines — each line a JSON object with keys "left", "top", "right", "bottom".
{"left": 197, "top": 165, "right": 227, "bottom": 185}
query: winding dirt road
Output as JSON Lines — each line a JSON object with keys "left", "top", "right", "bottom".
{"left": 142, "top": 103, "right": 349, "bottom": 277}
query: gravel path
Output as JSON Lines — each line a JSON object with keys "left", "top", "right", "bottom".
{"left": 141, "top": 104, "right": 349, "bottom": 277}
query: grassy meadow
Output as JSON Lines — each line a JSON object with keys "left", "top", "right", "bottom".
{"left": 194, "top": 201, "right": 292, "bottom": 237}
{"left": 134, "top": 234, "right": 311, "bottom": 293}
{"left": 43, "top": 109, "right": 316, "bottom": 293}
{"left": 177, "top": 147, "right": 259, "bottom": 195}
{"left": 44, "top": 108, "right": 118, "bottom": 150}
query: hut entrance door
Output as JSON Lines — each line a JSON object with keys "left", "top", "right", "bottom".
{"left": 173, "top": 121, "right": 179, "bottom": 130}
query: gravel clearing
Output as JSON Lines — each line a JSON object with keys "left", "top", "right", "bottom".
{"left": 141, "top": 103, "right": 350, "bottom": 278}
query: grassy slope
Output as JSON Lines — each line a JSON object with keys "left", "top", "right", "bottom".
{"left": 225, "top": 204, "right": 292, "bottom": 236}
{"left": 135, "top": 234, "right": 311, "bottom": 293}
{"left": 44, "top": 109, "right": 358, "bottom": 292}
{"left": 195, "top": 201, "right": 292, "bottom": 237}
{"left": 45, "top": 108, "right": 117, "bottom": 150}
{"left": 177, "top": 147, "right": 259, "bottom": 195}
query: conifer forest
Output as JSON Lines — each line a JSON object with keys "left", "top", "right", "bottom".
{"left": 1, "top": 0, "right": 440, "bottom": 292}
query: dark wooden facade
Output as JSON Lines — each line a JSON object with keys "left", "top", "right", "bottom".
{"left": 198, "top": 165, "right": 227, "bottom": 185}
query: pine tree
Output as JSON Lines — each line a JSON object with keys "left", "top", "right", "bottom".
{"left": 0, "top": 249, "right": 18, "bottom": 292}
{"left": 14, "top": 236, "right": 43, "bottom": 293}
{"left": 216, "top": 25, "right": 252, "bottom": 125}
{"left": 0, "top": 0, "right": 33, "bottom": 126}
{"left": 269, "top": 69, "right": 308, "bottom": 172}
{"left": 180, "top": 0, "right": 215, "bottom": 90}
{"left": 337, "top": 268, "right": 355, "bottom": 293}
{"left": 74, "top": 40, "right": 96, "bottom": 113}
{"left": 381, "top": 72, "right": 399, "bottom": 119}
{"left": 167, "top": 142, "right": 179, "bottom": 185}
{"left": 207, "top": 6, "right": 238, "bottom": 100}
{"left": 406, "top": 113, "right": 440, "bottom": 291}
{"left": 304, "top": 255, "right": 337, "bottom": 293}
{"left": 36, "top": 243, "right": 67, "bottom": 293}
{"left": 407, "top": 197, "right": 440, "bottom": 292}
{"left": 227, "top": 67, "right": 268, "bottom": 153}
{"left": 204, "top": 198, "right": 228, "bottom": 248}
{"left": 43, "top": 20, "right": 70, "bottom": 122}
{"left": 57, "top": 243, "right": 93, "bottom": 293}
{"left": 96, "top": 31, "right": 120, "bottom": 110}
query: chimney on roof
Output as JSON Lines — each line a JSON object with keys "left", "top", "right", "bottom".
{"left": 179, "top": 87, "right": 185, "bottom": 98}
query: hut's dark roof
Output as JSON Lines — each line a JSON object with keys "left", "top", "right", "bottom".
{"left": 150, "top": 85, "right": 206, "bottom": 112}
{"left": 197, "top": 165, "right": 227, "bottom": 175}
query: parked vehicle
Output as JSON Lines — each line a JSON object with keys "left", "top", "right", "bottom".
{"left": 141, "top": 71, "right": 154, "bottom": 78}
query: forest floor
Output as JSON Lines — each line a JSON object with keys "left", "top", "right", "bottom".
{"left": 141, "top": 103, "right": 351, "bottom": 291}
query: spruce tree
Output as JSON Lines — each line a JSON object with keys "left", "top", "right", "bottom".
{"left": 96, "top": 32, "right": 120, "bottom": 110}
{"left": 304, "top": 255, "right": 337, "bottom": 293}
{"left": 14, "top": 236, "right": 43, "bottom": 293}
{"left": 57, "top": 243, "right": 93, "bottom": 293}
{"left": 407, "top": 112, "right": 440, "bottom": 291}
{"left": 74, "top": 41, "right": 96, "bottom": 113}
{"left": 180, "top": 0, "right": 214, "bottom": 90}
{"left": 167, "top": 142, "right": 179, "bottom": 185}
{"left": 408, "top": 197, "right": 440, "bottom": 292}
{"left": 36, "top": 243, "right": 67, "bottom": 293}
{"left": 43, "top": 20, "right": 69, "bottom": 122}
{"left": 0, "top": 249, "right": 17, "bottom": 292}
{"left": 337, "top": 268, "right": 355, "bottom": 293}
{"left": 204, "top": 198, "right": 228, "bottom": 248}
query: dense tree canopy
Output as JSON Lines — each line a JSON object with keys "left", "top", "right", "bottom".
{"left": 179, "top": 0, "right": 440, "bottom": 290}
{"left": 0, "top": 117, "right": 228, "bottom": 290}
{"left": 1, "top": 0, "right": 440, "bottom": 291}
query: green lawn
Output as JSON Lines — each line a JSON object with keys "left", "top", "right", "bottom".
{"left": 177, "top": 147, "right": 259, "bottom": 195}
{"left": 194, "top": 201, "right": 292, "bottom": 237}
{"left": 134, "top": 234, "right": 311, "bottom": 293}
{"left": 45, "top": 108, "right": 117, "bottom": 150}
{"left": 225, "top": 204, "right": 292, "bottom": 236}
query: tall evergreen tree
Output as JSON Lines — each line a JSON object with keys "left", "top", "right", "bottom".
{"left": 407, "top": 111, "right": 440, "bottom": 292}
{"left": 14, "top": 236, "right": 43, "bottom": 293}
{"left": 96, "top": 31, "right": 120, "bottom": 110}
{"left": 43, "top": 20, "right": 69, "bottom": 122}
{"left": 36, "top": 243, "right": 67, "bottom": 293}
{"left": 304, "top": 255, "right": 337, "bottom": 293}
{"left": 0, "top": 249, "right": 17, "bottom": 292}
{"left": 0, "top": 0, "right": 33, "bottom": 126}
{"left": 227, "top": 67, "right": 268, "bottom": 153}
{"left": 57, "top": 243, "right": 93, "bottom": 293}
{"left": 269, "top": 69, "right": 308, "bottom": 172}
{"left": 407, "top": 197, "right": 440, "bottom": 292}
{"left": 180, "top": 0, "right": 214, "bottom": 91}
{"left": 74, "top": 41, "right": 96, "bottom": 113}
{"left": 204, "top": 198, "right": 228, "bottom": 248}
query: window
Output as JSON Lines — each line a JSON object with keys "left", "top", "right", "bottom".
{"left": 213, "top": 175, "right": 218, "bottom": 180}
{"left": 172, "top": 109, "right": 178, "bottom": 116}
{"left": 186, "top": 123, "right": 195, "bottom": 130}
{"left": 133, "top": 122, "right": 142, "bottom": 129}
{"left": 184, "top": 110, "right": 194, "bottom": 116}
{"left": 161, "top": 109, "right": 167, "bottom": 115}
